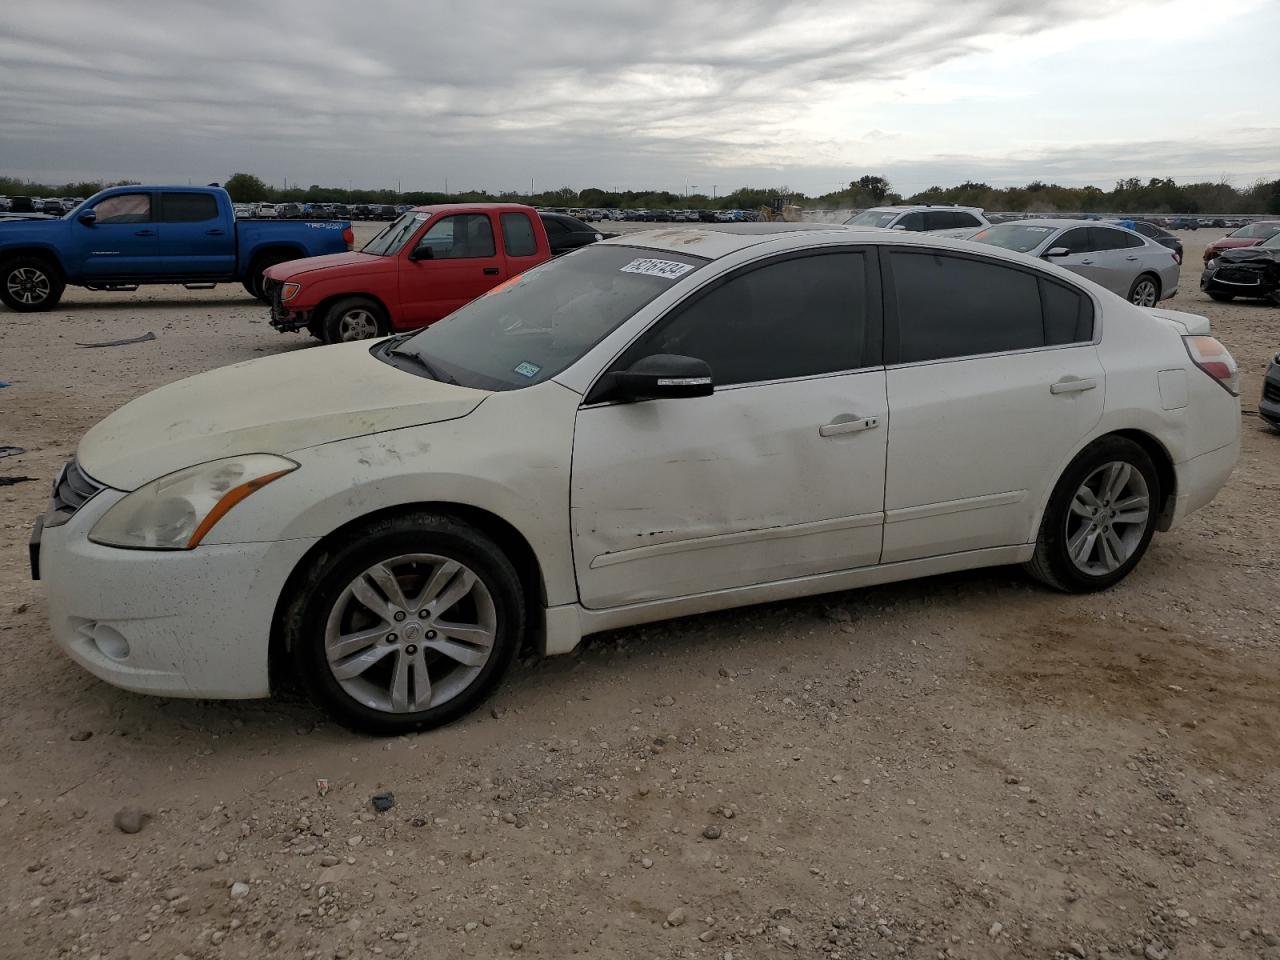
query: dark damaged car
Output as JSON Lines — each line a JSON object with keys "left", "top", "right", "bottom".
{"left": 1201, "top": 231, "right": 1280, "bottom": 305}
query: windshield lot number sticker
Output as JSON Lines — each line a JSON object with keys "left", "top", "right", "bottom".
{"left": 514, "top": 361, "right": 542, "bottom": 378}
{"left": 620, "top": 258, "right": 693, "bottom": 280}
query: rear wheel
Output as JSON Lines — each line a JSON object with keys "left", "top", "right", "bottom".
{"left": 324, "top": 296, "right": 388, "bottom": 343}
{"left": 1025, "top": 436, "right": 1160, "bottom": 593}
{"left": 243, "top": 252, "right": 295, "bottom": 303}
{"left": 284, "top": 512, "right": 525, "bottom": 734}
{"left": 1128, "top": 274, "right": 1160, "bottom": 307}
{"left": 1207, "top": 291, "right": 1235, "bottom": 303}
{"left": 1, "top": 256, "right": 65, "bottom": 312}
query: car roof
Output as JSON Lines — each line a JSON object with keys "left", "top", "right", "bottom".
{"left": 410, "top": 202, "right": 535, "bottom": 214}
{"left": 862, "top": 204, "right": 985, "bottom": 214}
{"left": 599, "top": 223, "right": 852, "bottom": 260}
{"left": 993, "top": 218, "right": 1136, "bottom": 230}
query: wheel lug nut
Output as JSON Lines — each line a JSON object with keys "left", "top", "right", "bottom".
{"left": 418, "top": 610, "right": 429, "bottom": 619}
{"left": 394, "top": 611, "right": 406, "bottom": 622}
{"left": 386, "top": 633, "right": 398, "bottom": 643}
{"left": 425, "top": 630, "right": 437, "bottom": 640}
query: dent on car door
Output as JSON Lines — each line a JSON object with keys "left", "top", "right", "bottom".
{"left": 881, "top": 249, "right": 1103, "bottom": 563}
{"left": 571, "top": 249, "right": 888, "bottom": 609}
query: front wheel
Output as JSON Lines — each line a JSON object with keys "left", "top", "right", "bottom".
{"left": 284, "top": 513, "right": 525, "bottom": 734}
{"left": 1, "top": 257, "right": 65, "bottom": 312}
{"left": 1128, "top": 274, "right": 1160, "bottom": 307}
{"left": 324, "top": 295, "right": 388, "bottom": 343}
{"left": 1024, "top": 437, "right": 1161, "bottom": 593}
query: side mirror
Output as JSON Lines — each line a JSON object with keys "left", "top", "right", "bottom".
{"left": 890, "top": 223, "right": 906, "bottom": 230}
{"left": 1043, "top": 246, "right": 1070, "bottom": 259}
{"left": 408, "top": 244, "right": 434, "bottom": 261}
{"left": 78, "top": 210, "right": 97, "bottom": 226}
{"left": 595, "top": 354, "right": 713, "bottom": 403}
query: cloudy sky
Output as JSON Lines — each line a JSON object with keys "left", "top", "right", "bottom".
{"left": 1, "top": 0, "right": 1277, "bottom": 196}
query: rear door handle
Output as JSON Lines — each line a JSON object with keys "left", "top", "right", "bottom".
{"left": 134, "top": 229, "right": 156, "bottom": 237}
{"left": 819, "top": 415, "right": 880, "bottom": 437}
{"left": 1050, "top": 376, "right": 1098, "bottom": 395}
{"left": 482, "top": 267, "right": 500, "bottom": 275}
{"left": 1125, "top": 255, "right": 1139, "bottom": 261}
{"left": 1079, "top": 258, "right": 1094, "bottom": 264}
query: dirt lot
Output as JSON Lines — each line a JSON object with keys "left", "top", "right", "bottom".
{"left": 1, "top": 225, "right": 1278, "bottom": 960}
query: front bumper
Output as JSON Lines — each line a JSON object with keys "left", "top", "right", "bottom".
{"left": 1261, "top": 364, "right": 1280, "bottom": 428}
{"left": 269, "top": 283, "right": 312, "bottom": 333}
{"left": 36, "top": 489, "right": 318, "bottom": 699}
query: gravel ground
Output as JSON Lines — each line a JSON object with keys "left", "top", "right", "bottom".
{"left": 1, "top": 226, "right": 1278, "bottom": 960}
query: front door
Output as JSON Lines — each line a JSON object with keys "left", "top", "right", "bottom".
{"left": 880, "top": 247, "right": 1105, "bottom": 563}
{"left": 75, "top": 192, "right": 160, "bottom": 278}
{"left": 571, "top": 248, "right": 888, "bottom": 609}
{"left": 399, "top": 212, "right": 507, "bottom": 327}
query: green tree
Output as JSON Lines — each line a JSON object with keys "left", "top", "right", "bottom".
{"left": 224, "top": 172, "right": 270, "bottom": 203}
{"left": 854, "top": 175, "right": 891, "bottom": 203}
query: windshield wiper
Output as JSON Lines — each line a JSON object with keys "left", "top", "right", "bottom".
{"left": 386, "top": 345, "right": 459, "bottom": 385}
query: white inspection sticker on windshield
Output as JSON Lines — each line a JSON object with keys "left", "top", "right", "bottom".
{"left": 620, "top": 258, "right": 694, "bottom": 280}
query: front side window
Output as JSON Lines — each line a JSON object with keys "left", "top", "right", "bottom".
{"left": 159, "top": 193, "right": 219, "bottom": 222}
{"left": 618, "top": 251, "right": 872, "bottom": 387}
{"left": 542, "top": 217, "right": 569, "bottom": 236}
{"left": 1056, "top": 227, "right": 1094, "bottom": 254}
{"left": 896, "top": 212, "right": 925, "bottom": 231}
{"left": 93, "top": 193, "right": 151, "bottom": 224}
{"left": 415, "top": 214, "right": 496, "bottom": 259}
{"left": 500, "top": 213, "right": 537, "bottom": 257}
{"left": 889, "top": 251, "right": 1092, "bottom": 363}
{"left": 399, "top": 245, "right": 705, "bottom": 390}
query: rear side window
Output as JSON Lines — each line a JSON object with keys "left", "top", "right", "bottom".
{"left": 500, "top": 213, "right": 537, "bottom": 257}
{"left": 1056, "top": 227, "right": 1094, "bottom": 254}
{"left": 896, "top": 212, "right": 925, "bottom": 231}
{"left": 923, "top": 211, "right": 951, "bottom": 231}
{"left": 889, "top": 251, "right": 1094, "bottom": 363}
{"left": 952, "top": 212, "right": 982, "bottom": 228}
{"left": 159, "top": 192, "right": 219, "bottom": 222}
{"left": 622, "top": 251, "right": 873, "bottom": 386}
{"left": 93, "top": 193, "right": 151, "bottom": 224}
{"left": 1092, "top": 227, "right": 1140, "bottom": 251}
{"left": 541, "top": 217, "right": 569, "bottom": 236}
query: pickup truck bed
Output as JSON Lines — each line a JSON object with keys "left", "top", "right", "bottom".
{"left": 0, "top": 185, "right": 353, "bottom": 312}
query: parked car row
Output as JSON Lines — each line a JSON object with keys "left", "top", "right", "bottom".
{"left": 31, "top": 220, "right": 1242, "bottom": 733}
{"left": 0, "top": 195, "right": 85, "bottom": 216}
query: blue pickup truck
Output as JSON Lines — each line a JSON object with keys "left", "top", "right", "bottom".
{"left": 0, "top": 185, "right": 353, "bottom": 312}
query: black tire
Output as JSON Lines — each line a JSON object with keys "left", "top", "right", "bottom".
{"left": 1127, "top": 273, "right": 1160, "bottom": 307}
{"left": 1207, "top": 291, "right": 1235, "bottom": 303}
{"left": 1, "top": 256, "right": 65, "bottom": 312}
{"left": 243, "top": 252, "right": 296, "bottom": 303}
{"left": 1024, "top": 436, "right": 1161, "bottom": 593}
{"left": 283, "top": 512, "right": 525, "bottom": 735}
{"left": 324, "top": 295, "right": 388, "bottom": 343}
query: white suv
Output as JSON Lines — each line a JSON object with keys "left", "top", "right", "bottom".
{"left": 845, "top": 205, "right": 989, "bottom": 238}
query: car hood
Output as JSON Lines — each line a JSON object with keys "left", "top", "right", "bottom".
{"left": 1144, "top": 306, "right": 1210, "bottom": 336}
{"left": 78, "top": 341, "right": 489, "bottom": 490}
{"left": 265, "top": 250, "right": 394, "bottom": 280}
{"left": 1216, "top": 245, "right": 1279, "bottom": 263}
{"left": 1206, "top": 238, "right": 1261, "bottom": 251}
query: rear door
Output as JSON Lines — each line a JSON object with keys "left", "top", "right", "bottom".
{"left": 399, "top": 212, "right": 507, "bottom": 326}
{"left": 152, "top": 192, "right": 234, "bottom": 277}
{"left": 1088, "top": 227, "right": 1145, "bottom": 295}
{"left": 881, "top": 247, "right": 1103, "bottom": 562}
{"left": 75, "top": 191, "right": 160, "bottom": 278}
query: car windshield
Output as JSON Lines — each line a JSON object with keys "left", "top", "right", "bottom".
{"left": 1232, "top": 222, "right": 1280, "bottom": 239}
{"left": 363, "top": 212, "right": 427, "bottom": 256}
{"left": 399, "top": 245, "right": 707, "bottom": 391}
{"left": 845, "top": 210, "right": 899, "bottom": 228}
{"left": 967, "top": 222, "right": 1058, "bottom": 253}
{"left": 1260, "top": 233, "right": 1280, "bottom": 249}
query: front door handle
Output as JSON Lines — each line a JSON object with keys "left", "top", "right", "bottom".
{"left": 1125, "top": 255, "right": 1139, "bottom": 261}
{"left": 1079, "top": 258, "right": 1094, "bottom": 264}
{"left": 206, "top": 228, "right": 225, "bottom": 236}
{"left": 1050, "top": 376, "right": 1098, "bottom": 395}
{"left": 482, "top": 266, "right": 500, "bottom": 276}
{"left": 134, "top": 229, "right": 156, "bottom": 237}
{"left": 819, "top": 415, "right": 880, "bottom": 437}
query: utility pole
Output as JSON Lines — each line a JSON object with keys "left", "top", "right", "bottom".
{"left": 713, "top": 185, "right": 717, "bottom": 199}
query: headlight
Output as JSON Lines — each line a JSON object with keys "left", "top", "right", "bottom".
{"left": 90, "top": 454, "right": 297, "bottom": 550}
{"left": 281, "top": 282, "right": 301, "bottom": 301}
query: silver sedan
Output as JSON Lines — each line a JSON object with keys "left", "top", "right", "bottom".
{"left": 966, "top": 219, "right": 1181, "bottom": 306}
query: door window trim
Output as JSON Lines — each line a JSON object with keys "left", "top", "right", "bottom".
{"left": 581, "top": 245, "right": 885, "bottom": 407}
{"left": 878, "top": 245, "right": 1102, "bottom": 369}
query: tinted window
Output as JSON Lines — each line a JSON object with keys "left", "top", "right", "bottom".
{"left": 896, "top": 212, "right": 925, "bottom": 231}
{"left": 970, "top": 222, "right": 1058, "bottom": 253}
{"left": 620, "top": 252, "right": 871, "bottom": 387}
{"left": 416, "top": 214, "right": 496, "bottom": 259}
{"left": 890, "top": 251, "right": 1043, "bottom": 363}
{"left": 93, "top": 193, "right": 151, "bottom": 224}
{"left": 159, "top": 192, "right": 219, "bottom": 222}
{"left": 1091, "top": 227, "right": 1138, "bottom": 251}
{"left": 500, "top": 212, "right": 537, "bottom": 257}
{"left": 845, "top": 210, "right": 898, "bottom": 228}
{"left": 1057, "top": 227, "right": 1094, "bottom": 254}
{"left": 541, "top": 217, "right": 569, "bottom": 236}
{"left": 923, "top": 211, "right": 951, "bottom": 231}
{"left": 1040, "top": 278, "right": 1094, "bottom": 345}
{"left": 952, "top": 212, "right": 982, "bottom": 228}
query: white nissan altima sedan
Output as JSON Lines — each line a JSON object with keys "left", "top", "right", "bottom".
{"left": 32, "top": 225, "right": 1241, "bottom": 734}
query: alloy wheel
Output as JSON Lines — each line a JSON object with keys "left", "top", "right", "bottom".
{"left": 1064, "top": 461, "right": 1151, "bottom": 576}
{"left": 1130, "top": 278, "right": 1158, "bottom": 307}
{"left": 337, "top": 308, "right": 379, "bottom": 341}
{"left": 6, "top": 266, "right": 51, "bottom": 305}
{"left": 324, "top": 553, "right": 497, "bottom": 714}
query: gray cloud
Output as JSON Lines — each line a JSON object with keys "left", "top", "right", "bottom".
{"left": 0, "top": 0, "right": 1274, "bottom": 194}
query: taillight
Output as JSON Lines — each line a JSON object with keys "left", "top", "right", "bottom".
{"left": 342, "top": 227, "right": 354, "bottom": 250}
{"left": 1184, "top": 335, "right": 1239, "bottom": 396}
{"left": 1171, "top": 250, "right": 1181, "bottom": 265}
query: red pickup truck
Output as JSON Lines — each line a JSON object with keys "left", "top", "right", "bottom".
{"left": 265, "top": 203, "right": 552, "bottom": 342}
